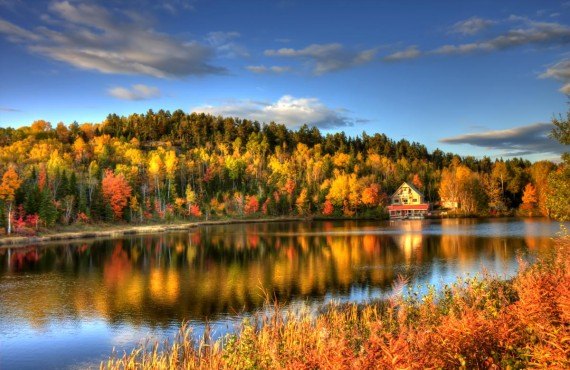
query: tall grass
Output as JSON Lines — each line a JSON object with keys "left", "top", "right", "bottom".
{"left": 102, "top": 236, "right": 569, "bottom": 369}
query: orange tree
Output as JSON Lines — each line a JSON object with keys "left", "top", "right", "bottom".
{"left": 101, "top": 169, "right": 132, "bottom": 220}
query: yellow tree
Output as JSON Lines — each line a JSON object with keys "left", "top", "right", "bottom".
{"left": 439, "top": 167, "right": 460, "bottom": 209}
{"left": 164, "top": 150, "right": 178, "bottom": 202}
{"left": 327, "top": 172, "right": 360, "bottom": 215}
{"left": 47, "top": 149, "right": 70, "bottom": 199}
{"left": 492, "top": 161, "right": 509, "bottom": 196}
{"left": 148, "top": 151, "right": 164, "bottom": 200}
{"left": 185, "top": 184, "right": 197, "bottom": 214}
{"left": 295, "top": 188, "right": 309, "bottom": 215}
{"left": 520, "top": 183, "right": 538, "bottom": 216}
{"left": 0, "top": 167, "right": 22, "bottom": 235}
{"left": 440, "top": 163, "right": 486, "bottom": 214}
{"left": 72, "top": 137, "right": 90, "bottom": 164}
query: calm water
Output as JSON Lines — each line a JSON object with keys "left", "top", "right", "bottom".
{"left": 0, "top": 218, "right": 565, "bottom": 369}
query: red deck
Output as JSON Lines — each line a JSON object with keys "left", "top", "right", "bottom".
{"left": 387, "top": 204, "right": 429, "bottom": 211}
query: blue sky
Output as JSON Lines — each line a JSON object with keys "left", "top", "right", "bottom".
{"left": 0, "top": 0, "right": 568, "bottom": 160}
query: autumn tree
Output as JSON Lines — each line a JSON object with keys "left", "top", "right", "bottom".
{"left": 322, "top": 200, "right": 334, "bottom": 216}
{"left": 519, "top": 183, "right": 538, "bottom": 216}
{"left": 546, "top": 167, "right": 570, "bottom": 221}
{"left": 148, "top": 151, "right": 164, "bottom": 205}
{"left": 491, "top": 161, "right": 509, "bottom": 197}
{"left": 327, "top": 172, "right": 361, "bottom": 215}
{"left": 185, "top": 185, "right": 197, "bottom": 214}
{"left": 412, "top": 174, "right": 423, "bottom": 191}
{"left": 440, "top": 163, "right": 487, "bottom": 214}
{"left": 295, "top": 188, "right": 309, "bottom": 215}
{"left": 361, "top": 183, "right": 381, "bottom": 207}
{"left": 529, "top": 161, "right": 555, "bottom": 216}
{"left": 244, "top": 195, "right": 260, "bottom": 215}
{"left": 439, "top": 166, "right": 460, "bottom": 210}
{"left": 0, "top": 167, "right": 22, "bottom": 234}
{"left": 164, "top": 149, "right": 178, "bottom": 202}
{"left": 101, "top": 170, "right": 132, "bottom": 219}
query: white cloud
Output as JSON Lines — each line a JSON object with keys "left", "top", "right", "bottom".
{"left": 159, "top": 0, "right": 196, "bottom": 14}
{"left": 246, "top": 65, "right": 291, "bottom": 74}
{"left": 193, "top": 95, "right": 356, "bottom": 129}
{"left": 205, "top": 31, "right": 249, "bottom": 58}
{"left": 0, "top": 18, "right": 40, "bottom": 42}
{"left": 383, "top": 46, "right": 421, "bottom": 62}
{"left": 264, "top": 43, "right": 376, "bottom": 75}
{"left": 450, "top": 17, "right": 496, "bottom": 35}
{"left": 434, "top": 20, "right": 570, "bottom": 55}
{"left": 108, "top": 84, "right": 161, "bottom": 100}
{"left": 540, "top": 58, "right": 570, "bottom": 94}
{"left": 0, "top": 1, "right": 224, "bottom": 78}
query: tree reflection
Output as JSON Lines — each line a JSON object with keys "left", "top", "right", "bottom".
{"left": 0, "top": 220, "right": 558, "bottom": 329}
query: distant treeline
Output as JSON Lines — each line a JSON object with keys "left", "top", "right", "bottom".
{"left": 0, "top": 109, "right": 568, "bottom": 235}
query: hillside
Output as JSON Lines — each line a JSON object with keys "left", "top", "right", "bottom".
{"left": 0, "top": 110, "right": 566, "bottom": 235}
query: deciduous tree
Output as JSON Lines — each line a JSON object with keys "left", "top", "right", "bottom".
{"left": 520, "top": 183, "right": 538, "bottom": 216}
{"left": 0, "top": 167, "right": 22, "bottom": 234}
{"left": 101, "top": 170, "right": 132, "bottom": 219}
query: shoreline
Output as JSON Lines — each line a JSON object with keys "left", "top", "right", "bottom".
{"left": 0, "top": 214, "right": 545, "bottom": 248}
{"left": 0, "top": 217, "right": 307, "bottom": 248}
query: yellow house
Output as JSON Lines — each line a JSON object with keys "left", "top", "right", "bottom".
{"left": 387, "top": 182, "right": 430, "bottom": 219}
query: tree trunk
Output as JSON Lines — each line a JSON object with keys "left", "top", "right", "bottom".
{"left": 7, "top": 204, "right": 12, "bottom": 235}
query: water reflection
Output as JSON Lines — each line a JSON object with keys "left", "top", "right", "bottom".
{"left": 0, "top": 219, "right": 561, "bottom": 332}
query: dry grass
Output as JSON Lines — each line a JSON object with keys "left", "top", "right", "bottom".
{"left": 102, "top": 236, "right": 570, "bottom": 370}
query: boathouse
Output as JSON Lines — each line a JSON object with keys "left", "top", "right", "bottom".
{"left": 387, "top": 181, "right": 430, "bottom": 219}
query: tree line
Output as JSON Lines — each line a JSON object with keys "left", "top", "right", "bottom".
{"left": 0, "top": 109, "right": 568, "bottom": 235}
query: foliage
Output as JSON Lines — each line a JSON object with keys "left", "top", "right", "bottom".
{"left": 243, "top": 195, "right": 260, "bottom": 215}
{"left": 519, "top": 183, "right": 538, "bottom": 216}
{"left": 322, "top": 200, "right": 334, "bottom": 216}
{"left": 546, "top": 108, "right": 570, "bottom": 220}
{"left": 546, "top": 166, "right": 570, "bottom": 221}
{"left": 0, "top": 109, "right": 566, "bottom": 234}
{"left": 101, "top": 170, "right": 132, "bottom": 219}
{"left": 0, "top": 166, "right": 22, "bottom": 234}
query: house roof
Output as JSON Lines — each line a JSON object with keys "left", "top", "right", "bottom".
{"left": 391, "top": 181, "right": 424, "bottom": 198}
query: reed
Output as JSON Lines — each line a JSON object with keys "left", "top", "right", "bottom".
{"left": 102, "top": 236, "right": 569, "bottom": 369}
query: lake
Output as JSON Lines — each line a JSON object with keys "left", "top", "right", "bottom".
{"left": 0, "top": 218, "right": 565, "bottom": 369}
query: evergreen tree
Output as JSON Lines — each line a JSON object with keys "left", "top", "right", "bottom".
{"left": 39, "top": 188, "right": 58, "bottom": 226}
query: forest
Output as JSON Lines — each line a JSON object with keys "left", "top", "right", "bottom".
{"left": 0, "top": 109, "right": 568, "bottom": 236}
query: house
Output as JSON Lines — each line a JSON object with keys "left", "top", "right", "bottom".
{"left": 387, "top": 182, "right": 430, "bottom": 219}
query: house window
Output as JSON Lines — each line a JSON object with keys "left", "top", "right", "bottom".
{"left": 413, "top": 198, "right": 418, "bottom": 202}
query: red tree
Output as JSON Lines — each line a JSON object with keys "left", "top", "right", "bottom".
{"left": 322, "top": 200, "right": 334, "bottom": 216}
{"left": 101, "top": 170, "right": 132, "bottom": 219}
{"left": 189, "top": 204, "right": 202, "bottom": 218}
{"left": 244, "top": 195, "right": 260, "bottom": 215}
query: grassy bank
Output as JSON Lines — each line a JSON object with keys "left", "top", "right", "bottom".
{"left": 0, "top": 217, "right": 306, "bottom": 247}
{"left": 102, "top": 236, "right": 569, "bottom": 369}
